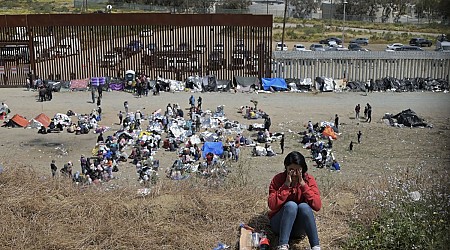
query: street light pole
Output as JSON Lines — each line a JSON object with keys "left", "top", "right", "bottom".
{"left": 281, "top": 0, "right": 288, "bottom": 51}
{"left": 342, "top": 1, "right": 347, "bottom": 46}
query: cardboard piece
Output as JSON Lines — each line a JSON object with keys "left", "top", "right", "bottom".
{"left": 239, "top": 227, "right": 253, "bottom": 250}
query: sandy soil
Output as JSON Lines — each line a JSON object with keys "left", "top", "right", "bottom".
{"left": 1, "top": 88, "right": 449, "bottom": 190}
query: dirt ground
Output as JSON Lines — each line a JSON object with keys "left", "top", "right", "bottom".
{"left": 1, "top": 88, "right": 449, "bottom": 187}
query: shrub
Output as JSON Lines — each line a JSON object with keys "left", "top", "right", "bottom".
{"left": 344, "top": 165, "right": 450, "bottom": 249}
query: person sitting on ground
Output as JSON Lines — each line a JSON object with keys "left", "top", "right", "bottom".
{"left": 331, "top": 159, "right": 341, "bottom": 172}
{"left": 268, "top": 151, "right": 322, "bottom": 250}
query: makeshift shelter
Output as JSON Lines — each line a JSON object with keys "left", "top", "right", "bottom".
{"left": 201, "top": 141, "right": 224, "bottom": 158}
{"left": 234, "top": 76, "right": 259, "bottom": 92}
{"left": 1, "top": 114, "right": 29, "bottom": 127}
{"left": 285, "top": 78, "right": 313, "bottom": 91}
{"left": 70, "top": 78, "right": 89, "bottom": 90}
{"left": 202, "top": 75, "right": 218, "bottom": 92}
{"left": 185, "top": 76, "right": 203, "bottom": 91}
{"left": 322, "top": 125, "right": 337, "bottom": 140}
{"left": 216, "top": 79, "right": 232, "bottom": 92}
{"left": 262, "top": 78, "right": 288, "bottom": 91}
{"left": 384, "top": 109, "right": 428, "bottom": 127}
{"left": 315, "top": 77, "right": 335, "bottom": 92}
{"left": 28, "top": 113, "right": 51, "bottom": 128}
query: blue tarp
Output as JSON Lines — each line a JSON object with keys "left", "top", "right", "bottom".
{"left": 201, "top": 141, "right": 224, "bottom": 158}
{"left": 262, "top": 78, "right": 288, "bottom": 91}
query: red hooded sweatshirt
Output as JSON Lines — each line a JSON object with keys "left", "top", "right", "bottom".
{"left": 268, "top": 171, "right": 322, "bottom": 219}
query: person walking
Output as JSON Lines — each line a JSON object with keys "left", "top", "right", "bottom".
{"left": 280, "top": 133, "right": 285, "bottom": 154}
{"left": 50, "top": 160, "right": 57, "bottom": 177}
{"left": 357, "top": 131, "right": 362, "bottom": 143}
{"left": 355, "top": 104, "right": 360, "bottom": 119}
{"left": 189, "top": 95, "right": 195, "bottom": 108}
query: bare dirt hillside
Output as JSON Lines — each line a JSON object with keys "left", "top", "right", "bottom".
{"left": 0, "top": 88, "right": 449, "bottom": 249}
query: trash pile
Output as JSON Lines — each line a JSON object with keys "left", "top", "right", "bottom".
{"left": 382, "top": 109, "right": 430, "bottom": 128}
{"left": 347, "top": 77, "right": 449, "bottom": 92}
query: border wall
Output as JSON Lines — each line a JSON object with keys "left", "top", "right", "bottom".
{"left": 0, "top": 13, "right": 272, "bottom": 87}
{"left": 273, "top": 51, "right": 450, "bottom": 82}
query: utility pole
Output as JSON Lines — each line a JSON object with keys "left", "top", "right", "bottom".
{"left": 281, "top": 0, "right": 288, "bottom": 51}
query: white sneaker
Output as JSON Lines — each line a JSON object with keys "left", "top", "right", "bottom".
{"left": 276, "top": 244, "right": 289, "bottom": 250}
{"left": 311, "top": 246, "right": 321, "bottom": 250}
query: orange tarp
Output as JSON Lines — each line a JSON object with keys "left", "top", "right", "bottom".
{"left": 10, "top": 114, "right": 29, "bottom": 127}
{"left": 322, "top": 125, "right": 337, "bottom": 140}
{"left": 34, "top": 113, "right": 51, "bottom": 128}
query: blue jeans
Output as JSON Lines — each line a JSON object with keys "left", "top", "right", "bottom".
{"left": 270, "top": 201, "right": 320, "bottom": 247}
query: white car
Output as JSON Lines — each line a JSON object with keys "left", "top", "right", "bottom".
{"left": 139, "top": 29, "right": 153, "bottom": 37}
{"left": 276, "top": 42, "right": 288, "bottom": 51}
{"left": 386, "top": 43, "right": 404, "bottom": 51}
{"left": 292, "top": 44, "right": 311, "bottom": 51}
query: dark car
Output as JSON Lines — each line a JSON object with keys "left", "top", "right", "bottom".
{"left": 409, "top": 38, "right": 432, "bottom": 47}
{"left": 319, "top": 37, "right": 342, "bottom": 45}
{"left": 348, "top": 43, "right": 363, "bottom": 51}
{"left": 124, "top": 40, "right": 143, "bottom": 56}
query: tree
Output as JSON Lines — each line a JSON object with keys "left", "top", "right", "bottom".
{"left": 220, "top": 0, "right": 251, "bottom": 9}
{"left": 290, "top": 0, "right": 320, "bottom": 18}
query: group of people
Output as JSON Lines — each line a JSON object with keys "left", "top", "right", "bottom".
{"left": 355, "top": 103, "right": 372, "bottom": 123}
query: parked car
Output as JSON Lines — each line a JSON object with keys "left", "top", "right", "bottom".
{"left": 124, "top": 40, "right": 143, "bottom": 55}
{"left": 319, "top": 37, "right": 342, "bottom": 45}
{"left": 139, "top": 29, "right": 153, "bottom": 37}
{"left": 213, "top": 43, "right": 224, "bottom": 52}
{"left": 386, "top": 43, "right": 404, "bottom": 51}
{"left": 275, "top": 42, "right": 288, "bottom": 51}
{"left": 177, "top": 43, "right": 191, "bottom": 52}
{"left": 99, "top": 52, "right": 122, "bottom": 68}
{"left": 161, "top": 44, "right": 174, "bottom": 51}
{"left": 348, "top": 43, "right": 370, "bottom": 51}
{"left": 350, "top": 37, "right": 369, "bottom": 46}
{"left": 309, "top": 44, "right": 326, "bottom": 51}
{"left": 194, "top": 44, "right": 207, "bottom": 54}
{"left": 394, "top": 45, "right": 424, "bottom": 51}
{"left": 292, "top": 44, "right": 311, "bottom": 51}
{"left": 409, "top": 38, "right": 432, "bottom": 47}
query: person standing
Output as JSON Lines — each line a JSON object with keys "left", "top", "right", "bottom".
{"left": 197, "top": 96, "right": 202, "bottom": 110}
{"left": 280, "top": 133, "right": 285, "bottom": 154}
{"left": 50, "top": 160, "right": 57, "bottom": 177}
{"left": 355, "top": 104, "right": 360, "bottom": 119}
{"left": 118, "top": 111, "right": 123, "bottom": 125}
{"left": 349, "top": 141, "right": 354, "bottom": 151}
{"left": 334, "top": 114, "right": 339, "bottom": 130}
{"left": 124, "top": 101, "right": 129, "bottom": 113}
{"left": 189, "top": 95, "right": 195, "bottom": 108}
{"left": 91, "top": 86, "right": 96, "bottom": 103}
{"left": 97, "top": 85, "right": 103, "bottom": 98}
{"left": 268, "top": 151, "right": 322, "bottom": 250}
{"left": 366, "top": 103, "right": 372, "bottom": 123}
{"left": 357, "top": 131, "right": 362, "bottom": 143}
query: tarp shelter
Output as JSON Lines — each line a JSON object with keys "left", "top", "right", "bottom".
{"left": 217, "top": 79, "right": 232, "bottom": 91}
{"left": 322, "top": 125, "right": 337, "bottom": 140}
{"left": 70, "top": 78, "right": 89, "bottom": 90}
{"left": 28, "top": 113, "right": 51, "bottom": 128}
{"left": 2, "top": 114, "right": 29, "bottom": 127}
{"left": 201, "top": 141, "right": 224, "bottom": 158}
{"left": 234, "top": 76, "right": 259, "bottom": 92}
{"left": 202, "top": 75, "right": 218, "bottom": 92}
{"left": 387, "top": 109, "right": 428, "bottom": 127}
{"left": 285, "top": 78, "right": 313, "bottom": 91}
{"left": 315, "top": 77, "right": 335, "bottom": 92}
{"left": 262, "top": 78, "right": 288, "bottom": 91}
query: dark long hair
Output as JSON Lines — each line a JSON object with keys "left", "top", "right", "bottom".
{"left": 284, "top": 151, "right": 308, "bottom": 175}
